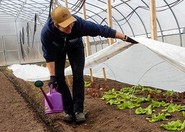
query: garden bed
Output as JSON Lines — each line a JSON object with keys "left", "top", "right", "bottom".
{"left": 1, "top": 67, "right": 185, "bottom": 132}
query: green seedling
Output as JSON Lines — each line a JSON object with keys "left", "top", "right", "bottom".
{"left": 135, "top": 105, "right": 153, "bottom": 115}
{"left": 146, "top": 113, "right": 171, "bottom": 123}
{"left": 161, "top": 120, "right": 185, "bottom": 131}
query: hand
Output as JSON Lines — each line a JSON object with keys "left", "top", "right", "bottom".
{"left": 48, "top": 76, "right": 58, "bottom": 88}
{"left": 123, "top": 35, "right": 138, "bottom": 44}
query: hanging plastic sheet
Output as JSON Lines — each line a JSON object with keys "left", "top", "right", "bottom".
{"left": 19, "top": 30, "right": 25, "bottom": 60}
{"left": 26, "top": 22, "right": 30, "bottom": 53}
{"left": 32, "top": 13, "right": 37, "bottom": 48}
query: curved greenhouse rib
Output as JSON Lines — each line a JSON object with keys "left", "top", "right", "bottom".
{"left": 77, "top": 7, "right": 108, "bottom": 46}
{"left": 97, "top": 0, "right": 134, "bottom": 35}
{"left": 119, "top": 0, "right": 148, "bottom": 37}
{"left": 71, "top": 0, "right": 86, "bottom": 14}
{"left": 85, "top": 2, "right": 124, "bottom": 34}
{"left": 163, "top": 0, "right": 183, "bottom": 46}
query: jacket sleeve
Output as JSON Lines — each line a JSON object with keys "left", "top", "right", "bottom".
{"left": 75, "top": 16, "right": 116, "bottom": 38}
{"left": 40, "top": 29, "right": 57, "bottom": 62}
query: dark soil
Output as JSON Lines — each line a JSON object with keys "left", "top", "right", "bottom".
{"left": 0, "top": 67, "right": 185, "bottom": 132}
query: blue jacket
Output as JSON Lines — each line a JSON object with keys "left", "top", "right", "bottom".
{"left": 41, "top": 15, "right": 116, "bottom": 62}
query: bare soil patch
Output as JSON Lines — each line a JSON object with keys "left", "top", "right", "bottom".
{"left": 0, "top": 70, "right": 47, "bottom": 132}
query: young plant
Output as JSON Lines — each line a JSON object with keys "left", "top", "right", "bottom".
{"left": 101, "top": 88, "right": 117, "bottom": 101}
{"left": 182, "top": 111, "right": 185, "bottom": 118}
{"left": 146, "top": 113, "right": 171, "bottom": 123}
{"left": 162, "top": 103, "right": 182, "bottom": 113}
{"left": 133, "top": 95, "right": 151, "bottom": 103}
{"left": 151, "top": 100, "right": 169, "bottom": 108}
{"left": 135, "top": 105, "right": 153, "bottom": 115}
{"left": 84, "top": 81, "right": 91, "bottom": 88}
{"left": 161, "top": 120, "right": 185, "bottom": 131}
{"left": 117, "top": 100, "right": 140, "bottom": 110}
{"left": 106, "top": 98, "right": 125, "bottom": 105}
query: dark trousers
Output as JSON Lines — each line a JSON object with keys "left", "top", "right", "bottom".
{"left": 55, "top": 43, "right": 85, "bottom": 114}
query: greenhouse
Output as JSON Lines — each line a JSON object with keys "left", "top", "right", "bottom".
{"left": 1, "top": 0, "right": 185, "bottom": 131}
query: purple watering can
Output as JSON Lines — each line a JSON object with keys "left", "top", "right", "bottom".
{"left": 34, "top": 80, "right": 64, "bottom": 114}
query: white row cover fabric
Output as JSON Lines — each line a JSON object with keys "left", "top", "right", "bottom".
{"left": 82, "top": 44, "right": 185, "bottom": 92}
{"left": 66, "top": 37, "right": 185, "bottom": 92}
{"left": 8, "top": 64, "right": 50, "bottom": 81}
{"left": 134, "top": 37, "right": 185, "bottom": 73}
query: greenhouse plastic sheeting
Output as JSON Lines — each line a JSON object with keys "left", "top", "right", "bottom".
{"left": 1, "top": 0, "right": 185, "bottom": 36}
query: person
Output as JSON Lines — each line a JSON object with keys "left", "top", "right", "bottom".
{"left": 40, "top": 5, "right": 138, "bottom": 123}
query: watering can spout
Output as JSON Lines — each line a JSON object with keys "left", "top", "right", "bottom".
{"left": 34, "top": 80, "right": 43, "bottom": 87}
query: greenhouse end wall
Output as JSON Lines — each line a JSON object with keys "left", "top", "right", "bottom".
{"left": 0, "top": 19, "right": 44, "bottom": 66}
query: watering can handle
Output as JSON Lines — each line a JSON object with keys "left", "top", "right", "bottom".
{"left": 49, "top": 84, "right": 58, "bottom": 93}
{"left": 50, "top": 84, "right": 53, "bottom": 93}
